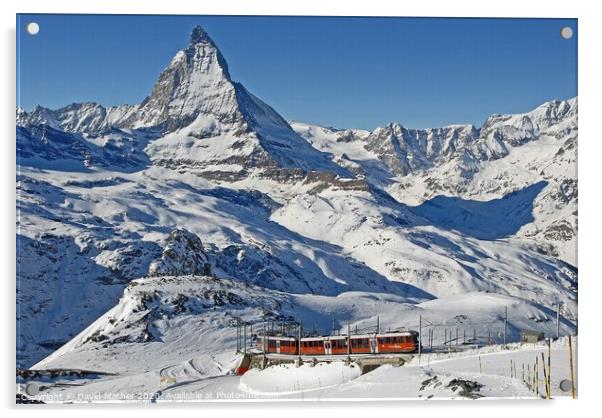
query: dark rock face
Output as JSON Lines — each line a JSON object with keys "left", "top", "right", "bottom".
{"left": 364, "top": 123, "right": 480, "bottom": 176}
{"left": 446, "top": 378, "right": 485, "bottom": 399}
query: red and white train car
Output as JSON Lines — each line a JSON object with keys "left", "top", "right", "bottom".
{"left": 300, "top": 335, "right": 349, "bottom": 355}
{"left": 255, "top": 331, "right": 420, "bottom": 356}
{"left": 255, "top": 335, "right": 297, "bottom": 354}
{"left": 373, "top": 331, "right": 419, "bottom": 353}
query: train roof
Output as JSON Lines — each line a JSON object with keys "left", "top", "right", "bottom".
{"left": 257, "top": 335, "right": 296, "bottom": 341}
{"left": 298, "top": 331, "right": 418, "bottom": 341}
{"left": 258, "top": 330, "right": 418, "bottom": 341}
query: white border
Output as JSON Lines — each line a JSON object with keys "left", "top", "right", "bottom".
{"left": 2, "top": 1, "right": 600, "bottom": 417}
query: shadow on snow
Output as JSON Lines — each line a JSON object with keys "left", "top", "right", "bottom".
{"left": 408, "top": 181, "right": 548, "bottom": 240}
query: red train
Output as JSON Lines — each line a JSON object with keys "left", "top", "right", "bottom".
{"left": 255, "top": 331, "right": 420, "bottom": 355}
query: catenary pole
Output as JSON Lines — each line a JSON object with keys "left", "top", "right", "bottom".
{"left": 418, "top": 315, "right": 422, "bottom": 361}
{"left": 503, "top": 306, "right": 508, "bottom": 345}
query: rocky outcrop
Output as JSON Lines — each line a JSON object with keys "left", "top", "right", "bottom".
{"left": 148, "top": 229, "right": 211, "bottom": 277}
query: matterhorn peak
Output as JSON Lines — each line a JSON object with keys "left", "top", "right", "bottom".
{"left": 188, "top": 25, "right": 213, "bottom": 47}
{"left": 131, "top": 25, "right": 237, "bottom": 131}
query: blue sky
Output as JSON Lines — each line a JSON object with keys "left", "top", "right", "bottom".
{"left": 17, "top": 15, "right": 577, "bottom": 130}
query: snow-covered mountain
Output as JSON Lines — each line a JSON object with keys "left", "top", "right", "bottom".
{"left": 17, "top": 25, "right": 577, "bottom": 373}
{"left": 17, "top": 26, "right": 346, "bottom": 181}
{"left": 291, "top": 98, "right": 577, "bottom": 264}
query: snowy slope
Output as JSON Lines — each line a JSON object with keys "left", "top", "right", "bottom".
{"left": 23, "top": 275, "right": 575, "bottom": 402}
{"left": 32, "top": 274, "right": 574, "bottom": 373}
{"left": 24, "top": 339, "right": 576, "bottom": 402}
{"left": 17, "top": 165, "right": 419, "bottom": 367}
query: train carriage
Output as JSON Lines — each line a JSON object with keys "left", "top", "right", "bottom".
{"left": 376, "top": 331, "right": 419, "bottom": 353}
{"left": 255, "top": 330, "right": 420, "bottom": 356}
{"left": 299, "top": 337, "right": 325, "bottom": 355}
{"left": 300, "top": 335, "right": 350, "bottom": 355}
{"left": 349, "top": 335, "right": 374, "bottom": 354}
{"left": 325, "top": 336, "right": 348, "bottom": 355}
{"left": 255, "top": 336, "right": 298, "bottom": 354}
